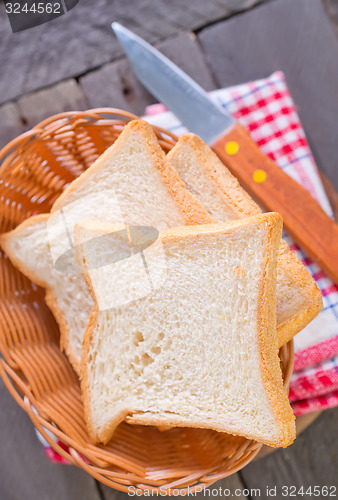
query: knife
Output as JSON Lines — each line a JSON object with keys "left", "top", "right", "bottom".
{"left": 112, "top": 22, "right": 338, "bottom": 283}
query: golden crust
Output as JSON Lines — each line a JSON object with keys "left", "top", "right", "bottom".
{"left": 79, "top": 214, "right": 295, "bottom": 447}
{"left": 168, "top": 133, "right": 323, "bottom": 347}
{"left": 0, "top": 213, "right": 81, "bottom": 373}
{"left": 81, "top": 304, "right": 103, "bottom": 442}
{"left": 45, "top": 289, "right": 80, "bottom": 374}
{"left": 0, "top": 213, "right": 50, "bottom": 288}
{"left": 254, "top": 213, "right": 295, "bottom": 447}
{"left": 152, "top": 214, "right": 295, "bottom": 447}
{"left": 0, "top": 120, "right": 213, "bottom": 375}
{"left": 276, "top": 241, "right": 323, "bottom": 346}
{"left": 167, "top": 133, "right": 261, "bottom": 218}
{"left": 52, "top": 120, "right": 213, "bottom": 226}
{"left": 76, "top": 223, "right": 141, "bottom": 443}
{"left": 126, "top": 411, "right": 290, "bottom": 448}
{"left": 80, "top": 304, "right": 130, "bottom": 444}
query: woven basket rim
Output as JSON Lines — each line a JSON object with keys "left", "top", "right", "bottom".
{"left": 0, "top": 108, "right": 178, "bottom": 160}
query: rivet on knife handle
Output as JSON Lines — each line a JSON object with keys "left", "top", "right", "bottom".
{"left": 212, "top": 122, "right": 338, "bottom": 284}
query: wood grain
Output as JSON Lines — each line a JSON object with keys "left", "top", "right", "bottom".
{"left": 157, "top": 32, "right": 217, "bottom": 91}
{"left": 323, "top": 0, "right": 338, "bottom": 36}
{"left": 17, "top": 79, "right": 89, "bottom": 128}
{"left": 241, "top": 408, "right": 338, "bottom": 497}
{"left": 199, "top": 0, "right": 338, "bottom": 189}
{"left": 0, "top": 102, "right": 25, "bottom": 149}
{"left": 80, "top": 32, "right": 216, "bottom": 114}
{"left": 257, "top": 411, "right": 322, "bottom": 459}
{"left": 319, "top": 170, "right": 338, "bottom": 221}
{"left": 0, "top": 0, "right": 266, "bottom": 104}
{"left": 0, "top": 379, "right": 101, "bottom": 500}
{"left": 79, "top": 59, "right": 156, "bottom": 115}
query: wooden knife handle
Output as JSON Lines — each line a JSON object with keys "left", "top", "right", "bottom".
{"left": 212, "top": 122, "right": 338, "bottom": 283}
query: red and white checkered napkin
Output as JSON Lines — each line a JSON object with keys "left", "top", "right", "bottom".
{"left": 38, "top": 71, "right": 338, "bottom": 464}
{"left": 145, "top": 71, "right": 338, "bottom": 416}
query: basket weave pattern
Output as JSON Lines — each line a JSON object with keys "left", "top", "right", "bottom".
{"left": 0, "top": 109, "right": 294, "bottom": 493}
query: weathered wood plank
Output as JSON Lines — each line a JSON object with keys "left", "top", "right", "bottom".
{"left": 0, "top": 380, "right": 101, "bottom": 500}
{"left": 198, "top": 0, "right": 338, "bottom": 189}
{"left": 100, "top": 471, "right": 248, "bottom": 499}
{"left": 319, "top": 171, "right": 338, "bottom": 221}
{"left": 80, "top": 58, "right": 156, "bottom": 116}
{"left": 257, "top": 411, "right": 322, "bottom": 459}
{"left": 0, "top": 0, "right": 267, "bottom": 104}
{"left": 80, "top": 32, "right": 216, "bottom": 115}
{"left": 241, "top": 408, "right": 338, "bottom": 496}
{"left": 323, "top": 0, "right": 338, "bottom": 36}
{"left": 157, "top": 32, "right": 217, "bottom": 91}
{"left": 0, "top": 1, "right": 123, "bottom": 105}
{"left": 17, "top": 79, "right": 89, "bottom": 128}
{"left": 0, "top": 101, "right": 25, "bottom": 149}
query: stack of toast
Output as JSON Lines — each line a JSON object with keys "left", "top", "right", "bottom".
{"left": 0, "top": 119, "right": 322, "bottom": 448}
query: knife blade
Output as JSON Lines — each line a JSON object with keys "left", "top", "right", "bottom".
{"left": 112, "top": 22, "right": 338, "bottom": 283}
{"left": 112, "top": 23, "right": 232, "bottom": 144}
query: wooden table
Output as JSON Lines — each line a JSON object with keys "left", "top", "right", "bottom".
{"left": 0, "top": 1, "right": 337, "bottom": 498}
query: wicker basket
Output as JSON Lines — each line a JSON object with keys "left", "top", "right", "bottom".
{"left": 0, "top": 109, "right": 294, "bottom": 494}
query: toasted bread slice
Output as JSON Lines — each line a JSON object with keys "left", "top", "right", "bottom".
{"left": 75, "top": 213, "right": 295, "bottom": 447}
{"left": 0, "top": 120, "right": 212, "bottom": 373}
{"left": 167, "top": 134, "right": 322, "bottom": 346}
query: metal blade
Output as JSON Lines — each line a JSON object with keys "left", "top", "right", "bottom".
{"left": 112, "top": 23, "right": 234, "bottom": 144}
